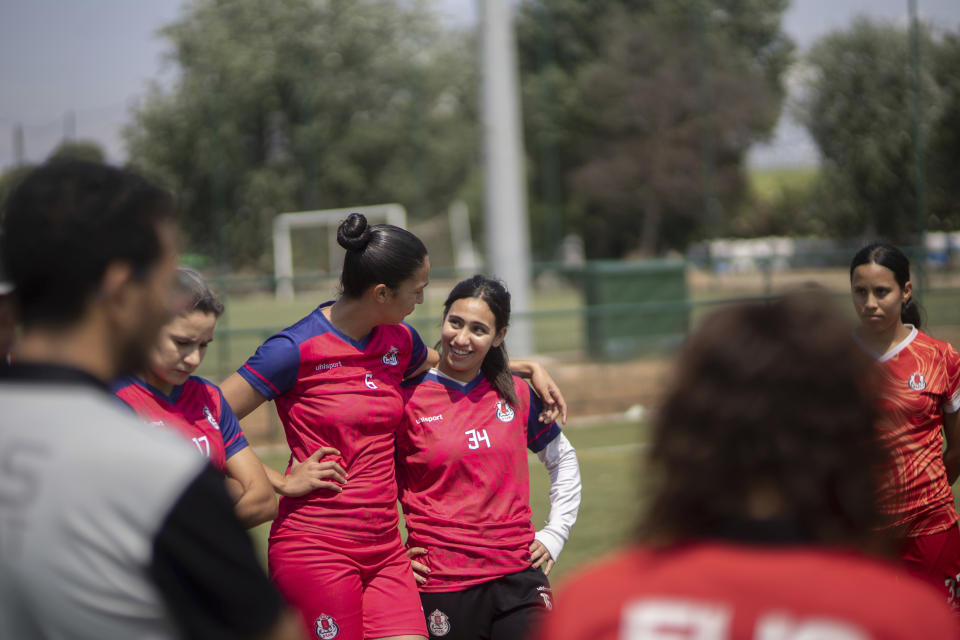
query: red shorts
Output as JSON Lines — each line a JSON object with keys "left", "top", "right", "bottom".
{"left": 269, "top": 530, "right": 427, "bottom": 640}
{"left": 901, "top": 525, "right": 960, "bottom": 613}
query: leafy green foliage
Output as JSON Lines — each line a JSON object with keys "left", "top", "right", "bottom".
{"left": 517, "top": 0, "right": 793, "bottom": 258}
{"left": 928, "top": 31, "right": 960, "bottom": 231}
{"left": 125, "top": 0, "right": 479, "bottom": 269}
{"left": 798, "top": 18, "right": 945, "bottom": 241}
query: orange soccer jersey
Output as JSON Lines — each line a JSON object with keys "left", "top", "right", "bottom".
{"left": 868, "top": 327, "right": 960, "bottom": 536}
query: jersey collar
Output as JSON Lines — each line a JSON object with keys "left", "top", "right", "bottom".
{"left": 128, "top": 375, "right": 186, "bottom": 404}
{"left": 852, "top": 324, "right": 918, "bottom": 362}
{"left": 425, "top": 368, "right": 485, "bottom": 394}
{"left": 315, "top": 300, "right": 375, "bottom": 350}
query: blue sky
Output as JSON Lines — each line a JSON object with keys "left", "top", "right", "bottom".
{"left": 1, "top": 0, "right": 958, "bottom": 171}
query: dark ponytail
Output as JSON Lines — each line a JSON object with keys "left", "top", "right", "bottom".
{"left": 442, "top": 275, "right": 518, "bottom": 407}
{"left": 850, "top": 242, "right": 923, "bottom": 329}
{"left": 336, "top": 212, "right": 427, "bottom": 298}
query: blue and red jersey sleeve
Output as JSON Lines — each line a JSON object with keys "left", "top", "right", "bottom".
{"left": 403, "top": 322, "right": 428, "bottom": 378}
{"left": 237, "top": 333, "right": 301, "bottom": 400}
{"left": 522, "top": 378, "right": 561, "bottom": 453}
{"left": 214, "top": 386, "right": 248, "bottom": 459}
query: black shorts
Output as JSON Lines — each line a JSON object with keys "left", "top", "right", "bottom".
{"left": 419, "top": 567, "right": 552, "bottom": 639}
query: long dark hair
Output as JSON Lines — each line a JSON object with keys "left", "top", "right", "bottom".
{"left": 336, "top": 212, "right": 427, "bottom": 298}
{"left": 442, "top": 275, "right": 517, "bottom": 407}
{"left": 641, "top": 293, "right": 888, "bottom": 551}
{"left": 850, "top": 242, "right": 922, "bottom": 329}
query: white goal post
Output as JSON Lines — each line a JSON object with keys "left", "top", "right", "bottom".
{"left": 272, "top": 204, "right": 407, "bottom": 300}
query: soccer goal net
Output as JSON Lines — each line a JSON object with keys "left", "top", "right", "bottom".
{"left": 272, "top": 204, "right": 407, "bottom": 300}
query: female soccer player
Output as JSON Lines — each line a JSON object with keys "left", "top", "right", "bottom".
{"left": 113, "top": 267, "right": 277, "bottom": 528}
{"left": 849, "top": 242, "right": 960, "bottom": 608}
{"left": 536, "top": 294, "right": 959, "bottom": 640}
{"left": 398, "top": 275, "right": 581, "bottom": 640}
{"left": 220, "top": 214, "right": 566, "bottom": 640}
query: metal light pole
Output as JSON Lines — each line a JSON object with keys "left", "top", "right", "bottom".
{"left": 909, "top": 0, "right": 927, "bottom": 290}
{"left": 478, "top": 0, "right": 534, "bottom": 356}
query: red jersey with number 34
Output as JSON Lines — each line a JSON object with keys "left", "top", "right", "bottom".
{"left": 867, "top": 327, "right": 960, "bottom": 536}
{"left": 397, "top": 370, "right": 560, "bottom": 592}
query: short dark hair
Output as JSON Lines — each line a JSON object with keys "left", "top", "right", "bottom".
{"left": 1, "top": 160, "right": 175, "bottom": 329}
{"left": 174, "top": 267, "right": 224, "bottom": 317}
{"left": 442, "top": 275, "right": 517, "bottom": 406}
{"left": 641, "top": 293, "right": 887, "bottom": 550}
{"left": 336, "top": 212, "right": 427, "bottom": 298}
{"left": 850, "top": 242, "right": 922, "bottom": 329}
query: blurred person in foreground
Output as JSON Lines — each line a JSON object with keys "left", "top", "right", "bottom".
{"left": 0, "top": 243, "right": 16, "bottom": 360}
{"left": 536, "top": 294, "right": 959, "bottom": 640}
{"left": 0, "top": 160, "right": 302, "bottom": 639}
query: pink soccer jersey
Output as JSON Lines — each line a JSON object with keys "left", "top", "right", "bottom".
{"left": 237, "top": 301, "right": 427, "bottom": 542}
{"left": 870, "top": 328, "right": 960, "bottom": 536}
{"left": 113, "top": 375, "right": 248, "bottom": 473}
{"left": 536, "top": 543, "right": 960, "bottom": 640}
{"left": 397, "top": 370, "right": 561, "bottom": 592}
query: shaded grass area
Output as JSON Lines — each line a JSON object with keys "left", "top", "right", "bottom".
{"left": 247, "top": 419, "right": 649, "bottom": 587}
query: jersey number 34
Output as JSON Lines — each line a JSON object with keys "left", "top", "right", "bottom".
{"left": 465, "top": 428, "right": 491, "bottom": 450}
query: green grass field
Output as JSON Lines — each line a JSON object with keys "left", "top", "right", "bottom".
{"left": 748, "top": 166, "right": 819, "bottom": 203}
{"left": 248, "top": 418, "right": 650, "bottom": 588}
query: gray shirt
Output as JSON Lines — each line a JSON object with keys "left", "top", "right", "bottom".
{"left": 0, "top": 364, "right": 284, "bottom": 639}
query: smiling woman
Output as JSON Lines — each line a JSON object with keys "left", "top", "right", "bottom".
{"left": 396, "top": 275, "right": 582, "bottom": 640}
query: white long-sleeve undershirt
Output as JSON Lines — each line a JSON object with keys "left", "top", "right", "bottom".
{"left": 533, "top": 432, "right": 582, "bottom": 563}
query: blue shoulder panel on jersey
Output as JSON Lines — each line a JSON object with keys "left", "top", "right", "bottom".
{"left": 419, "top": 370, "right": 485, "bottom": 395}
{"left": 193, "top": 377, "right": 249, "bottom": 458}
{"left": 402, "top": 322, "right": 428, "bottom": 378}
{"left": 525, "top": 381, "right": 561, "bottom": 453}
{"left": 109, "top": 375, "right": 137, "bottom": 394}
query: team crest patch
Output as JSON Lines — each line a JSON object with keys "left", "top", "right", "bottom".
{"left": 315, "top": 613, "right": 339, "bottom": 639}
{"left": 537, "top": 585, "right": 554, "bottom": 611}
{"left": 496, "top": 400, "right": 515, "bottom": 422}
{"left": 382, "top": 346, "right": 400, "bottom": 366}
{"left": 202, "top": 406, "right": 221, "bottom": 430}
{"left": 908, "top": 371, "right": 927, "bottom": 391}
{"left": 428, "top": 609, "right": 451, "bottom": 636}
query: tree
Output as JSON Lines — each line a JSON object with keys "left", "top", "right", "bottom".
{"left": 49, "top": 140, "right": 106, "bottom": 164}
{"left": 928, "top": 31, "right": 960, "bottom": 230}
{"left": 125, "top": 0, "right": 478, "bottom": 269}
{"left": 0, "top": 140, "right": 106, "bottom": 219}
{"left": 798, "top": 18, "right": 944, "bottom": 241}
{"left": 516, "top": 0, "right": 793, "bottom": 258}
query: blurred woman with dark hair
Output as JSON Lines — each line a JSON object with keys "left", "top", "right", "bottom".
{"left": 537, "top": 294, "right": 958, "bottom": 639}
{"left": 850, "top": 242, "right": 960, "bottom": 609}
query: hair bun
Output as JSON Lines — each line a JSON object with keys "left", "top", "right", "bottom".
{"left": 337, "top": 213, "right": 372, "bottom": 252}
